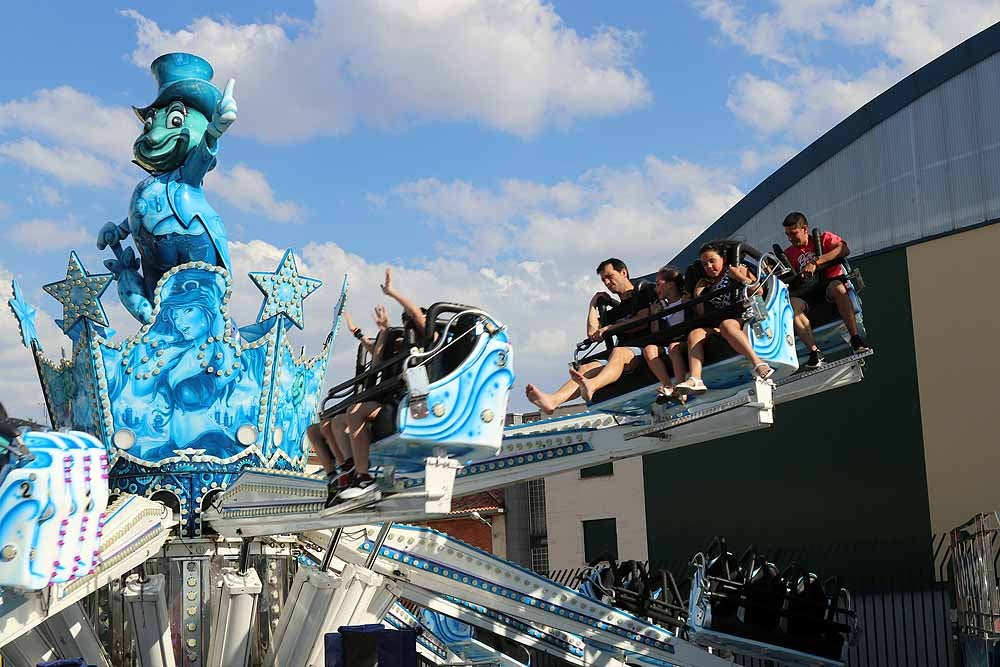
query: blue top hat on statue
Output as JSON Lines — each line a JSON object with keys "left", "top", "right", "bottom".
{"left": 134, "top": 52, "right": 222, "bottom": 119}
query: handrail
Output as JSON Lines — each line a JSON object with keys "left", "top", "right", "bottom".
{"left": 575, "top": 244, "right": 769, "bottom": 354}
{"left": 322, "top": 348, "right": 411, "bottom": 407}
{"left": 320, "top": 303, "right": 505, "bottom": 418}
{"left": 575, "top": 282, "right": 747, "bottom": 351}
{"left": 419, "top": 302, "right": 502, "bottom": 350}
{"left": 321, "top": 375, "right": 406, "bottom": 420}
{"left": 407, "top": 308, "right": 501, "bottom": 367}
{"left": 573, "top": 279, "right": 761, "bottom": 367}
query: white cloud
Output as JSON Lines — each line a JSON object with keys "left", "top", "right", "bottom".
{"left": 0, "top": 86, "right": 137, "bottom": 161}
{"left": 739, "top": 144, "right": 798, "bottom": 174}
{"left": 698, "top": 0, "right": 1000, "bottom": 142}
{"left": 225, "top": 238, "right": 599, "bottom": 412}
{"left": 0, "top": 269, "right": 71, "bottom": 422}
{"left": 122, "top": 1, "right": 651, "bottom": 141}
{"left": 206, "top": 164, "right": 306, "bottom": 223}
{"left": 726, "top": 75, "right": 796, "bottom": 135}
{"left": 5, "top": 218, "right": 90, "bottom": 252}
{"left": 692, "top": 0, "right": 804, "bottom": 66}
{"left": 827, "top": 0, "right": 1000, "bottom": 71}
{"left": 365, "top": 192, "right": 387, "bottom": 210}
{"left": 0, "top": 139, "right": 125, "bottom": 188}
{"left": 0, "top": 94, "right": 302, "bottom": 222}
{"left": 32, "top": 185, "right": 65, "bottom": 206}
{"left": 388, "top": 156, "right": 744, "bottom": 270}
{"left": 728, "top": 64, "right": 899, "bottom": 141}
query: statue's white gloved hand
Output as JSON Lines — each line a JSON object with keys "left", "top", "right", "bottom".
{"left": 207, "top": 78, "right": 237, "bottom": 139}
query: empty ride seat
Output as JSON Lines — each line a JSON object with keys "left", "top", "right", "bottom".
{"left": 738, "top": 553, "right": 784, "bottom": 631}
{"left": 691, "top": 538, "right": 855, "bottom": 661}
{"left": 426, "top": 312, "right": 481, "bottom": 383}
{"left": 322, "top": 303, "right": 515, "bottom": 474}
{"left": 704, "top": 538, "right": 744, "bottom": 625}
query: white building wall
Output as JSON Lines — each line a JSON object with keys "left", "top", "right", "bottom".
{"left": 543, "top": 457, "right": 649, "bottom": 571}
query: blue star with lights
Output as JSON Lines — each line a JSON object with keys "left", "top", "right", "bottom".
{"left": 249, "top": 249, "right": 321, "bottom": 329}
{"left": 8, "top": 280, "right": 41, "bottom": 350}
{"left": 43, "top": 251, "right": 113, "bottom": 333}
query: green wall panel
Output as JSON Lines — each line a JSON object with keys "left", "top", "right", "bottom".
{"left": 642, "top": 249, "right": 932, "bottom": 579}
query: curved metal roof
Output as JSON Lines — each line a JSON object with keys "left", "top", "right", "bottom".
{"left": 673, "top": 20, "right": 1000, "bottom": 266}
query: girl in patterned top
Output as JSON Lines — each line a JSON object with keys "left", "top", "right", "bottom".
{"left": 674, "top": 242, "right": 774, "bottom": 396}
{"left": 643, "top": 266, "right": 689, "bottom": 400}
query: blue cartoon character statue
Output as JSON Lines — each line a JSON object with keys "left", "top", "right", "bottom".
{"left": 96, "top": 53, "right": 237, "bottom": 324}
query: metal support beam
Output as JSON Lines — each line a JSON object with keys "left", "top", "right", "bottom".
{"left": 365, "top": 522, "right": 393, "bottom": 569}
{"left": 123, "top": 572, "right": 176, "bottom": 667}
{"left": 206, "top": 567, "right": 262, "bottom": 667}
{"left": 265, "top": 563, "right": 399, "bottom": 667}
{"left": 320, "top": 527, "right": 344, "bottom": 571}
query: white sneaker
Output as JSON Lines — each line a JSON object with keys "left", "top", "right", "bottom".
{"left": 338, "top": 474, "right": 381, "bottom": 502}
{"left": 674, "top": 377, "right": 708, "bottom": 396}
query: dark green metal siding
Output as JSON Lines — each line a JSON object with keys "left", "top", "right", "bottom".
{"left": 643, "top": 249, "right": 932, "bottom": 578}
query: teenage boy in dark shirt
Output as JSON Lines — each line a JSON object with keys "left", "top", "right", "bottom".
{"left": 526, "top": 258, "right": 655, "bottom": 412}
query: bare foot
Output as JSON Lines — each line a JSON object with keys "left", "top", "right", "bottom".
{"left": 569, "top": 367, "right": 596, "bottom": 403}
{"left": 525, "top": 384, "right": 557, "bottom": 415}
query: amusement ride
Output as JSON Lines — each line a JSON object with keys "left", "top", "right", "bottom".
{"left": 0, "top": 53, "right": 873, "bottom": 667}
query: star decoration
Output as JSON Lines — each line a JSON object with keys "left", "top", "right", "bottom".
{"left": 43, "top": 251, "right": 113, "bottom": 333}
{"left": 8, "top": 280, "right": 41, "bottom": 350}
{"left": 248, "top": 249, "right": 321, "bottom": 329}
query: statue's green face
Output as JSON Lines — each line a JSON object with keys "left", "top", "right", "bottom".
{"left": 133, "top": 101, "right": 208, "bottom": 173}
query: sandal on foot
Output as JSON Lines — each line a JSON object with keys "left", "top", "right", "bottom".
{"left": 675, "top": 377, "right": 708, "bottom": 396}
{"left": 753, "top": 363, "right": 774, "bottom": 380}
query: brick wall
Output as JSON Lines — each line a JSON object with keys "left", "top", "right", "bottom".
{"left": 422, "top": 518, "right": 494, "bottom": 552}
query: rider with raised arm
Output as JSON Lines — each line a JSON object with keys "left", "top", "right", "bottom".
{"left": 526, "top": 258, "right": 655, "bottom": 412}
{"left": 308, "top": 307, "right": 390, "bottom": 507}
{"left": 338, "top": 269, "right": 428, "bottom": 504}
{"left": 782, "top": 212, "right": 871, "bottom": 367}
{"left": 674, "top": 241, "right": 773, "bottom": 396}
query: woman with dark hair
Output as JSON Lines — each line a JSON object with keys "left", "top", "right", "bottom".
{"left": 674, "top": 242, "right": 773, "bottom": 397}
{"left": 109, "top": 270, "right": 251, "bottom": 459}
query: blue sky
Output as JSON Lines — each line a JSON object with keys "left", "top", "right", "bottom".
{"left": 2, "top": 1, "right": 998, "bottom": 419}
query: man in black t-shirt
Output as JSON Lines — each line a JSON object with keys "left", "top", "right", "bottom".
{"left": 526, "top": 258, "right": 654, "bottom": 413}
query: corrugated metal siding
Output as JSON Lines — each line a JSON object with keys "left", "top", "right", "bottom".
{"left": 729, "top": 51, "right": 1000, "bottom": 257}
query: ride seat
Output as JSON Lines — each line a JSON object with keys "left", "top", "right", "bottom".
{"left": 426, "top": 312, "right": 480, "bottom": 383}
{"left": 773, "top": 230, "right": 863, "bottom": 330}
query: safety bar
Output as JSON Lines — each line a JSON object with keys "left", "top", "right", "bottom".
{"left": 321, "top": 303, "right": 505, "bottom": 418}
{"left": 574, "top": 243, "right": 767, "bottom": 354}
{"left": 408, "top": 306, "right": 503, "bottom": 368}
{"left": 573, "top": 292, "right": 758, "bottom": 369}
{"left": 418, "top": 302, "right": 504, "bottom": 351}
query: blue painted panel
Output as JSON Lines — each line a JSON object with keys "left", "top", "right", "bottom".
{"left": 370, "top": 328, "right": 514, "bottom": 472}
{"left": 100, "top": 267, "right": 266, "bottom": 463}
{"left": 0, "top": 431, "right": 108, "bottom": 590}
